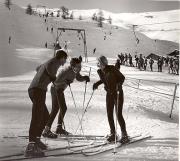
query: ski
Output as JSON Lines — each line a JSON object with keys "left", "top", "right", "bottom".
{"left": 65, "top": 135, "right": 141, "bottom": 155}
{"left": 0, "top": 143, "right": 91, "bottom": 161}
{"left": 82, "top": 135, "right": 151, "bottom": 156}
{"left": 18, "top": 134, "right": 105, "bottom": 140}
{"left": 0, "top": 142, "right": 91, "bottom": 160}
{"left": 80, "top": 134, "right": 142, "bottom": 153}
{"left": 0, "top": 135, "right": 105, "bottom": 160}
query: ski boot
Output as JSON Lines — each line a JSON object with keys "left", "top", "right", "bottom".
{"left": 119, "top": 134, "right": 130, "bottom": 144}
{"left": 24, "top": 142, "right": 45, "bottom": 158}
{"left": 106, "top": 134, "right": 118, "bottom": 143}
{"left": 35, "top": 138, "right": 47, "bottom": 150}
{"left": 55, "top": 126, "right": 70, "bottom": 135}
{"left": 42, "top": 127, "right": 58, "bottom": 139}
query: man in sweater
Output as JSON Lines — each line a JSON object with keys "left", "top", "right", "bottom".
{"left": 25, "top": 49, "right": 68, "bottom": 157}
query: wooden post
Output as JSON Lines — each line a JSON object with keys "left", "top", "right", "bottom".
{"left": 169, "top": 83, "right": 178, "bottom": 118}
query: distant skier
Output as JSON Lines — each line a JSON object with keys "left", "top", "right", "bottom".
{"left": 115, "top": 59, "right": 120, "bottom": 70}
{"left": 138, "top": 54, "right": 144, "bottom": 70}
{"left": 124, "top": 54, "right": 128, "bottom": 66}
{"left": 149, "top": 57, "right": 154, "bottom": 71}
{"left": 169, "top": 57, "right": 173, "bottom": 73}
{"left": 42, "top": 57, "right": 90, "bottom": 138}
{"left": 93, "top": 56, "right": 129, "bottom": 143}
{"left": 135, "top": 55, "right": 139, "bottom": 67}
{"left": 64, "top": 41, "right": 68, "bottom": 50}
{"left": 51, "top": 27, "right": 53, "bottom": 33}
{"left": 143, "top": 56, "right": 147, "bottom": 71}
{"left": 157, "top": 57, "right": 163, "bottom": 72}
{"left": 25, "top": 50, "right": 68, "bottom": 158}
{"left": 8, "top": 36, "right": 11, "bottom": 44}
{"left": 45, "top": 42, "right": 47, "bottom": 48}
{"left": 128, "top": 53, "right": 133, "bottom": 67}
{"left": 93, "top": 48, "right": 96, "bottom": 54}
{"left": 165, "top": 56, "right": 169, "bottom": 67}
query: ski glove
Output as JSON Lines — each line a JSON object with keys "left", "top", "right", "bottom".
{"left": 93, "top": 82, "right": 99, "bottom": 90}
{"left": 84, "top": 76, "right": 90, "bottom": 83}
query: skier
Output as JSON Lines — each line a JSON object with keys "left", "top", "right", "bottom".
{"left": 169, "top": 57, "right": 173, "bottom": 73}
{"left": 8, "top": 36, "right": 11, "bottom": 44}
{"left": 42, "top": 57, "right": 90, "bottom": 138}
{"left": 157, "top": 57, "right": 163, "bottom": 72}
{"left": 25, "top": 49, "right": 68, "bottom": 157}
{"left": 149, "top": 57, "right": 154, "bottom": 71}
{"left": 115, "top": 58, "right": 120, "bottom": 70}
{"left": 93, "top": 56, "right": 129, "bottom": 143}
{"left": 51, "top": 27, "right": 53, "bottom": 33}
{"left": 124, "top": 53, "right": 128, "bottom": 66}
{"left": 165, "top": 56, "right": 169, "bottom": 67}
{"left": 138, "top": 54, "right": 144, "bottom": 70}
{"left": 45, "top": 42, "right": 47, "bottom": 48}
{"left": 135, "top": 55, "right": 139, "bottom": 67}
{"left": 128, "top": 53, "right": 133, "bottom": 67}
{"left": 143, "top": 56, "right": 147, "bottom": 71}
{"left": 93, "top": 48, "right": 96, "bottom": 54}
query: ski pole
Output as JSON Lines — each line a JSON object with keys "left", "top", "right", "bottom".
{"left": 68, "top": 84, "right": 85, "bottom": 136}
{"left": 82, "top": 67, "right": 91, "bottom": 110}
{"left": 74, "top": 90, "right": 94, "bottom": 135}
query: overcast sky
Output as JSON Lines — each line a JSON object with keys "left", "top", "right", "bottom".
{"left": 9, "top": 0, "right": 180, "bottom": 13}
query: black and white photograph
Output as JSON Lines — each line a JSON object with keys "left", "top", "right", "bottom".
{"left": 0, "top": 0, "right": 179, "bottom": 160}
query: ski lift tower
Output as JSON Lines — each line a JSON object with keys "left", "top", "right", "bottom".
{"left": 56, "top": 27, "right": 88, "bottom": 62}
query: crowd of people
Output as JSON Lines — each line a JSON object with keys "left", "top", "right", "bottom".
{"left": 115, "top": 53, "right": 179, "bottom": 75}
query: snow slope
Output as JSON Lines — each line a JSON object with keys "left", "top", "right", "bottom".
{"left": 0, "top": 3, "right": 178, "bottom": 77}
{"left": 0, "top": 56, "right": 178, "bottom": 161}
{"left": 37, "top": 7, "right": 180, "bottom": 43}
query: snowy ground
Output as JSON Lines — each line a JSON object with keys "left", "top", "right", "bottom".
{"left": 0, "top": 52, "right": 179, "bottom": 160}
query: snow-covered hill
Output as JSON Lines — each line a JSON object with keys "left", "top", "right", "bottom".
{"left": 36, "top": 8, "right": 180, "bottom": 43}
{"left": 0, "top": 4, "right": 178, "bottom": 77}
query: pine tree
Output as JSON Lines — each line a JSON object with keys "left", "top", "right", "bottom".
{"left": 70, "top": 12, "right": 74, "bottom": 19}
{"left": 97, "top": 10, "right": 104, "bottom": 27}
{"left": 26, "top": 4, "right": 33, "bottom": 15}
{"left": 92, "top": 13, "right": 97, "bottom": 21}
{"left": 57, "top": 10, "right": 60, "bottom": 17}
{"left": 60, "top": 6, "right": 69, "bottom": 19}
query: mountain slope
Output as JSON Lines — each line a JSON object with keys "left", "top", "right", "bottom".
{"left": 0, "top": 3, "right": 54, "bottom": 77}
{"left": 40, "top": 8, "right": 180, "bottom": 43}
{"left": 0, "top": 3, "right": 179, "bottom": 77}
